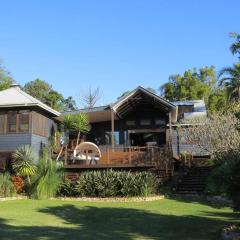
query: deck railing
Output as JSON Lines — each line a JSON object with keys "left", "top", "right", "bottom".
{"left": 62, "top": 142, "right": 173, "bottom": 175}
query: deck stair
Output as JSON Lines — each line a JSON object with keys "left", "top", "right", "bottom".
{"left": 173, "top": 166, "right": 213, "bottom": 195}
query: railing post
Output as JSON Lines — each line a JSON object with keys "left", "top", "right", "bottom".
{"left": 129, "top": 147, "right": 132, "bottom": 164}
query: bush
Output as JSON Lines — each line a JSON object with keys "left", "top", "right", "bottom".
{"left": 206, "top": 151, "right": 240, "bottom": 211}
{"left": 59, "top": 170, "right": 159, "bottom": 198}
{"left": 31, "top": 151, "right": 64, "bottom": 199}
{"left": 0, "top": 173, "right": 16, "bottom": 197}
{"left": 11, "top": 176, "right": 25, "bottom": 193}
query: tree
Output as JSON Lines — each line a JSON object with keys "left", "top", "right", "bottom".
{"left": 80, "top": 87, "right": 101, "bottom": 108}
{"left": 183, "top": 113, "right": 240, "bottom": 157}
{"left": 24, "top": 79, "right": 52, "bottom": 102}
{"left": 160, "top": 66, "right": 216, "bottom": 104}
{"left": 72, "top": 113, "right": 90, "bottom": 146}
{"left": 62, "top": 96, "right": 77, "bottom": 111}
{"left": 0, "top": 61, "right": 14, "bottom": 91}
{"left": 207, "top": 88, "right": 227, "bottom": 112}
{"left": 230, "top": 32, "right": 240, "bottom": 58}
{"left": 218, "top": 64, "right": 240, "bottom": 101}
{"left": 45, "top": 90, "right": 64, "bottom": 111}
{"left": 24, "top": 79, "right": 77, "bottom": 112}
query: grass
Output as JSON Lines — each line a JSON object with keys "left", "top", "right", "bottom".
{"left": 0, "top": 197, "right": 239, "bottom": 240}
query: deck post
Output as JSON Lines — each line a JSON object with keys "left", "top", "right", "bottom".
{"left": 64, "top": 146, "right": 68, "bottom": 166}
{"left": 168, "top": 112, "right": 172, "bottom": 141}
{"left": 111, "top": 108, "right": 115, "bottom": 150}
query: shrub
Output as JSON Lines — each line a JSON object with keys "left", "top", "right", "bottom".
{"left": 11, "top": 176, "right": 25, "bottom": 193}
{"left": 0, "top": 173, "right": 16, "bottom": 197}
{"left": 59, "top": 170, "right": 159, "bottom": 198}
{"left": 12, "top": 145, "right": 36, "bottom": 184}
{"left": 31, "top": 151, "right": 64, "bottom": 199}
{"left": 206, "top": 151, "right": 240, "bottom": 211}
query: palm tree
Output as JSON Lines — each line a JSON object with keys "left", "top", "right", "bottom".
{"left": 12, "top": 145, "right": 36, "bottom": 184}
{"left": 230, "top": 32, "right": 240, "bottom": 57}
{"left": 56, "top": 113, "right": 90, "bottom": 161}
{"left": 72, "top": 113, "right": 90, "bottom": 147}
{"left": 218, "top": 64, "right": 240, "bottom": 102}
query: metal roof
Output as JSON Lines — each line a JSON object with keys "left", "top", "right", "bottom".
{"left": 0, "top": 85, "right": 60, "bottom": 116}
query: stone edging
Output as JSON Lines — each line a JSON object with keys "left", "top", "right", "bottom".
{"left": 0, "top": 196, "right": 27, "bottom": 201}
{"left": 53, "top": 195, "right": 165, "bottom": 202}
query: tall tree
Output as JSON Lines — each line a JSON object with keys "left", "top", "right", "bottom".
{"left": 160, "top": 66, "right": 216, "bottom": 103}
{"left": 24, "top": 79, "right": 77, "bottom": 111}
{"left": 24, "top": 79, "right": 52, "bottom": 102}
{"left": 230, "top": 32, "right": 240, "bottom": 59}
{"left": 218, "top": 64, "right": 240, "bottom": 101}
{"left": 62, "top": 96, "right": 77, "bottom": 111}
{"left": 0, "top": 61, "right": 14, "bottom": 91}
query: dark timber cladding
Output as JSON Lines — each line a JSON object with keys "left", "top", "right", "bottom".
{"left": 66, "top": 86, "right": 177, "bottom": 149}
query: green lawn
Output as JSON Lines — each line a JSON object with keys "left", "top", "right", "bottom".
{"left": 0, "top": 197, "right": 239, "bottom": 240}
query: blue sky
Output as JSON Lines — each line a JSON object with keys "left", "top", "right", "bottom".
{"left": 0, "top": 0, "right": 239, "bottom": 106}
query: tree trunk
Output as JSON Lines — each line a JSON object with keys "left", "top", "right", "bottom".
{"left": 56, "top": 146, "right": 64, "bottom": 161}
{"left": 76, "top": 131, "right": 80, "bottom": 148}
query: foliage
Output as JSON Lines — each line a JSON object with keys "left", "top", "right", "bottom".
{"left": 206, "top": 151, "right": 240, "bottom": 211}
{"left": 23, "top": 78, "right": 77, "bottom": 111}
{"left": 12, "top": 145, "right": 36, "bottom": 184}
{"left": 62, "top": 113, "right": 90, "bottom": 146}
{"left": 160, "top": 66, "right": 216, "bottom": 103}
{"left": 183, "top": 112, "right": 240, "bottom": 160}
{"left": 11, "top": 176, "right": 25, "bottom": 193}
{"left": 0, "top": 173, "right": 16, "bottom": 197}
{"left": 31, "top": 150, "right": 63, "bottom": 199}
{"left": 58, "top": 179, "right": 77, "bottom": 197}
{"left": 207, "top": 88, "right": 227, "bottom": 112}
{"left": 218, "top": 63, "right": 240, "bottom": 101}
{"left": 230, "top": 32, "right": 240, "bottom": 58}
{"left": 59, "top": 170, "right": 159, "bottom": 197}
{"left": 0, "top": 61, "right": 14, "bottom": 91}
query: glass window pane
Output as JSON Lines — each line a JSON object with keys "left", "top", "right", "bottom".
{"left": 7, "top": 112, "right": 16, "bottom": 133}
{"left": 19, "top": 113, "right": 29, "bottom": 132}
{"left": 0, "top": 114, "right": 5, "bottom": 133}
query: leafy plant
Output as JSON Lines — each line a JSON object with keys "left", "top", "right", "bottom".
{"left": 206, "top": 151, "right": 240, "bottom": 211}
{"left": 59, "top": 170, "right": 159, "bottom": 198}
{"left": 11, "top": 176, "right": 25, "bottom": 193}
{"left": 31, "top": 150, "right": 63, "bottom": 199}
{"left": 12, "top": 145, "right": 36, "bottom": 184}
{"left": 0, "top": 173, "right": 16, "bottom": 197}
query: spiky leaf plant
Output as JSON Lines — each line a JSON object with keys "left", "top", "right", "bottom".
{"left": 12, "top": 145, "right": 36, "bottom": 184}
{"left": 31, "top": 149, "right": 63, "bottom": 199}
{"left": 0, "top": 173, "right": 16, "bottom": 197}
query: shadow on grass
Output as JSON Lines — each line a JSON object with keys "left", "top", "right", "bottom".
{"left": 0, "top": 204, "right": 239, "bottom": 240}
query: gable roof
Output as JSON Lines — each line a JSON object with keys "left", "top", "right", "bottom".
{"left": 111, "top": 86, "right": 176, "bottom": 117}
{"left": 0, "top": 85, "right": 60, "bottom": 117}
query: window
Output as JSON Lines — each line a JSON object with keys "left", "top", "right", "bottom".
{"left": 105, "top": 131, "right": 120, "bottom": 145}
{"left": 0, "top": 113, "right": 5, "bottom": 133}
{"left": 140, "top": 120, "right": 151, "bottom": 126}
{"left": 155, "top": 119, "right": 166, "bottom": 126}
{"left": 126, "top": 120, "right": 135, "bottom": 126}
{"left": 7, "top": 112, "right": 17, "bottom": 133}
{"left": 19, "top": 112, "right": 29, "bottom": 132}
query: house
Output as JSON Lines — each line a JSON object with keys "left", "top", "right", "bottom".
{"left": 0, "top": 85, "right": 208, "bottom": 175}
{"left": 0, "top": 84, "right": 60, "bottom": 171}
{"left": 62, "top": 86, "right": 177, "bottom": 177}
{"left": 63, "top": 87, "right": 209, "bottom": 172}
